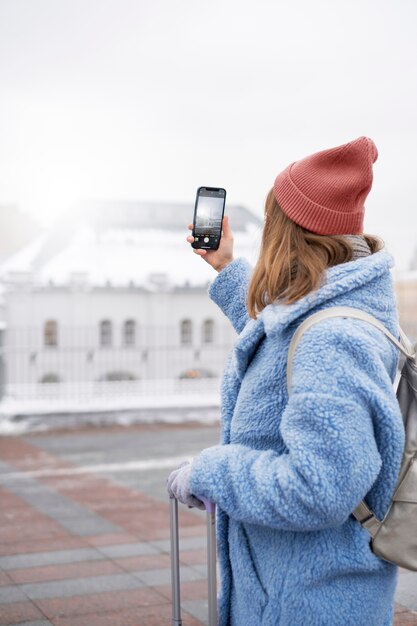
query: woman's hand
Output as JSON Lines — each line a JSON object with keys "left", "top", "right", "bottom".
{"left": 186, "top": 215, "right": 234, "bottom": 272}
{"left": 167, "top": 461, "right": 205, "bottom": 510}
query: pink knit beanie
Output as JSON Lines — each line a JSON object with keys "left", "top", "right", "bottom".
{"left": 273, "top": 136, "right": 378, "bottom": 235}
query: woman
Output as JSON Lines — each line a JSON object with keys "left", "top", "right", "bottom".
{"left": 167, "top": 137, "right": 404, "bottom": 626}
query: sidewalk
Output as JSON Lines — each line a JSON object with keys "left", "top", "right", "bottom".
{"left": 0, "top": 424, "right": 416, "bottom": 626}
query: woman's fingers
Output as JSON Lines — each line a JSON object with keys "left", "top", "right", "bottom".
{"left": 187, "top": 224, "right": 194, "bottom": 242}
{"left": 222, "top": 215, "right": 232, "bottom": 239}
{"left": 185, "top": 217, "right": 233, "bottom": 269}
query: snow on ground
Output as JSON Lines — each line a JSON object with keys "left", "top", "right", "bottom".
{"left": 0, "top": 393, "right": 221, "bottom": 435}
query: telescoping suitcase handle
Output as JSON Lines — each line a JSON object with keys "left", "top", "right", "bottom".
{"left": 169, "top": 496, "right": 217, "bottom": 626}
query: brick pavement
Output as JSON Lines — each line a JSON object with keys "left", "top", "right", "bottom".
{"left": 0, "top": 427, "right": 416, "bottom": 626}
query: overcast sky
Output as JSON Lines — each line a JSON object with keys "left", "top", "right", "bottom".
{"left": 0, "top": 0, "right": 416, "bottom": 269}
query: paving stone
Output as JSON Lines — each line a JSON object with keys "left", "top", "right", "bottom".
{"left": 0, "top": 537, "right": 89, "bottom": 558}
{"left": 0, "top": 601, "right": 46, "bottom": 625}
{"left": 84, "top": 532, "right": 138, "bottom": 547}
{"left": 394, "top": 603, "right": 417, "bottom": 625}
{"left": 139, "top": 525, "right": 174, "bottom": 540}
{"left": 9, "top": 621, "right": 54, "bottom": 626}
{"left": 34, "top": 587, "right": 168, "bottom": 619}
{"left": 0, "top": 585, "right": 30, "bottom": 604}
{"left": 114, "top": 553, "right": 172, "bottom": 572}
{"left": 0, "top": 461, "right": 121, "bottom": 537}
{"left": 0, "top": 487, "right": 28, "bottom": 509}
{"left": 180, "top": 549, "right": 207, "bottom": 566}
{"left": 133, "top": 565, "right": 205, "bottom": 587}
{"left": 396, "top": 574, "right": 417, "bottom": 612}
{"left": 50, "top": 603, "right": 203, "bottom": 625}
{"left": 0, "top": 547, "right": 104, "bottom": 571}
{"left": 0, "top": 525, "right": 67, "bottom": 544}
{"left": 27, "top": 424, "right": 216, "bottom": 462}
{"left": 180, "top": 524, "right": 208, "bottom": 538}
{"left": 0, "top": 570, "right": 12, "bottom": 586}
{"left": 154, "top": 579, "right": 211, "bottom": 603}
{"left": 121, "top": 523, "right": 172, "bottom": 542}
{"left": 8, "top": 559, "right": 125, "bottom": 584}
{"left": 0, "top": 437, "right": 60, "bottom": 467}
{"left": 56, "top": 516, "right": 117, "bottom": 536}
{"left": 0, "top": 508, "right": 54, "bottom": 524}
{"left": 51, "top": 609, "right": 160, "bottom": 626}
{"left": 189, "top": 563, "right": 209, "bottom": 577}
{"left": 20, "top": 572, "right": 144, "bottom": 600}
{"left": 183, "top": 599, "right": 210, "bottom": 626}
{"left": 151, "top": 534, "right": 206, "bottom": 553}
{"left": 0, "top": 488, "right": 86, "bottom": 554}
{"left": 97, "top": 541, "right": 159, "bottom": 558}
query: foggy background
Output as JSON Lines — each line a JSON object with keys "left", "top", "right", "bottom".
{"left": 0, "top": 0, "right": 416, "bottom": 269}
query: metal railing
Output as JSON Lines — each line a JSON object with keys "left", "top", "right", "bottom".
{"left": 0, "top": 324, "right": 235, "bottom": 404}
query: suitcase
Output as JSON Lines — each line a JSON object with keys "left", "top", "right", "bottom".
{"left": 169, "top": 496, "right": 217, "bottom": 626}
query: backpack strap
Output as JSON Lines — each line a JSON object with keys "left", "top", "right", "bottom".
{"left": 287, "top": 306, "right": 415, "bottom": 397}
{"left": 286, "top": 305, "right": 416, "bottom": 536}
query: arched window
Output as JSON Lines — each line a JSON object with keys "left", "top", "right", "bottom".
{"left": 44, "top": 320, "right": 58, "bottom": 347}
{"left": 123, "top": 319, "right": 136, "bottom": 347}
{"left": 100, "top": 320, "right": 113, "bottom": 347}
{"left": 202, "top": 319, "right": 215, "bottom": 344}
{"left": 40, "top": 373, "right": 61, "bottom": 383}
{"left": 179, "top": 368, "right": 215, "bottom": 379}
{"left": 180, "top": 319, "right": 193, "bottom": 345}
{"left": 99, "top": 371, "right": 136, "bottom": 381}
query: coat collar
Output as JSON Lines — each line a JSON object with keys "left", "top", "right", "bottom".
{"left": 232, "top": 316, "right": 265, "bottom": 381}
{"left": 259, "top": 250, "right": 394, "bottom": 337}
{"left": 232, "top": 250, "right": 394, "bottom": 380}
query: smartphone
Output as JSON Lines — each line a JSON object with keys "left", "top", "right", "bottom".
{"left": 192, "top": 186, "right": 226, "bottom": 250}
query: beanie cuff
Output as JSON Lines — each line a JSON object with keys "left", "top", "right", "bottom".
{"left": 274, "top": 165, "right": 364, "bottom": 236}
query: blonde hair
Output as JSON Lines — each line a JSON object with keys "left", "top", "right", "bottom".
{"left": 247, "top": 189, "right": 382, "bottom": 319}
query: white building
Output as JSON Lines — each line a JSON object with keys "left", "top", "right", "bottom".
{"left": 0, "top": 201, "right": 262, "bottom": 415}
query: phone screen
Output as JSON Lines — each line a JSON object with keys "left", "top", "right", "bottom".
{"left": 193, "top": 187, "right": 226, "bottom": 249}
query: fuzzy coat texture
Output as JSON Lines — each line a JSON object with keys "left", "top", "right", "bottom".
{"left": 189, "top": 250, "right": 404, "bottom": 626}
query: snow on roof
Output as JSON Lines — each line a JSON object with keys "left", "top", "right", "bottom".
{"left": 0, "top": 201, "right": 262, "bottom": 288}
{"left": 81, "top": 200, "right": 260, "bottom": 233}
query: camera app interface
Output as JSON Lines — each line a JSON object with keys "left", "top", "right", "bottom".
{"left": 194, "top": 188, "right": 225, "bottom": 246}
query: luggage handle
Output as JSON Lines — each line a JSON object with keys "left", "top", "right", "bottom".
{"left": 170, "top": 496, "right": 217, "bottom": 626}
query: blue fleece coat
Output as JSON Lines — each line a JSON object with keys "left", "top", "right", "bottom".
{"left": 189, "top": 251, "right": 404, "bottom": 626}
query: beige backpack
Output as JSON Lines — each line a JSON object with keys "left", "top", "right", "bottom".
{"left": 287, "top": 306, "right": 417, "bottom": 571}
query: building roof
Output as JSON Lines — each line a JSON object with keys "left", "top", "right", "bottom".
{"left": 0, "top": 205, "right": 42, "bottom": 263}
{"left": 0, "top": 201, "right": 262, "bottom": 289}
{"left": 81, "top": 200, "right": 259, "bottom": 233}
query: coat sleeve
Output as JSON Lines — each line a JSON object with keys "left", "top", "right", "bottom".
{"left": 208, "top": 258, "right": 252, "bottom": 334}
{"left": 189, "top": 320, "right": 400, "bottom": 531}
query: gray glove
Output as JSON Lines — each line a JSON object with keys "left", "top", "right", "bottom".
{"left": 167, "top": 461, "right": 205, "bottom": 510}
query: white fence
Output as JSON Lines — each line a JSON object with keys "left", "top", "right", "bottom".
{"left": 0, "top": 324, "right": 234, "bottom": 412}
